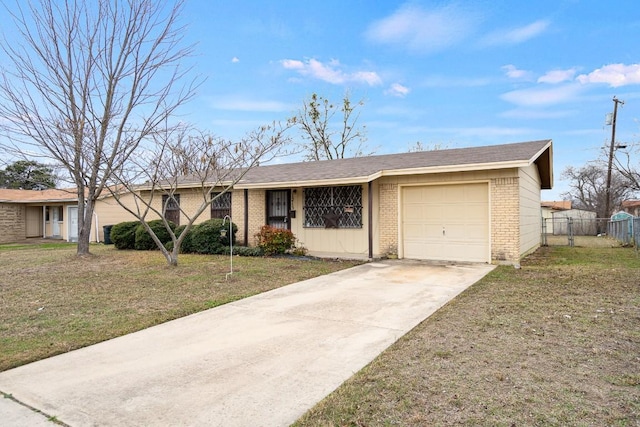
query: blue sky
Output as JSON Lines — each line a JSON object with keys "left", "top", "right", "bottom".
{"left": 2, "top": 1, "right": 639, "bottom": 199}
{"left": 177, "top": 0, "right": 640, "bottom": 200}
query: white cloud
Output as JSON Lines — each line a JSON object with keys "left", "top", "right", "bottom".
{"left": 280, "top": 58, "right": 382, "bottom": 86}
{"left": 501, "top": 84, "right": 583, "bottom": 107}
{"left": 576, "top": 63, "right": 640, "bottom": 87}
{"left": 481, "top": 20, "right": 550, "bottom": 47}
{"left": 502, "top": 64, "right": 533, "bottom": 80}
{"left": 365, "top": 3, "right": 479, "bottom": 54}
{"left": 537, "top": 68, "right": 577, "bottom": 84}
{"left": 385, "top": 83, "right": 410, "bottom": 97}
{"left": 231, "top": 57, "right": 240, "bottom": 63}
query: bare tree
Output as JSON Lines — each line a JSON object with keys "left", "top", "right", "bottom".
{"left": 108, "top": 120, "right": 293, "bottom": 266}
{"left": 561, "top": 163, "right": 634, "bottom": 218}
{"left": 292, "top": 92, "right": 371, "bottom": 161}
{"left": 0, "top": 0, "right": 197, "bottom": 255}
{"left": 613, "top": 144, "right": 640, "bottom": 192}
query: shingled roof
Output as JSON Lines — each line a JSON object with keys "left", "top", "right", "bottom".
{"left": 0, "top": 188, "right": 77, "bottom": 203}
{"left": 232, "top": 139, "right": 553, "bottom": 188}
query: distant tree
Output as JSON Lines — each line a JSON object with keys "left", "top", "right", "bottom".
{"left": 292, "top": 92, "right": 372, "bottom": 161}
{"left": 407, "top": 141, "right": 449, "bottom": 152}
{"left": 0, "top": 0, "right": 197, "bottom": 256}
{"left": 0, "top": 160, "right": 57, "bottom": 189}
{"left": 561, "top": 163, "right": 633, "bottom": 218}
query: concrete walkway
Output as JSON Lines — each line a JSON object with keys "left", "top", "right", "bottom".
{"left": 0, "top": 260, "right": 494, "bottom": 427}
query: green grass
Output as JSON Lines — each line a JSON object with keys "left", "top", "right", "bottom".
{"left": 294, "top": 246, "right": 640, "bottom": 426}
{"left": 0, "top": 244, "right": 360, "bottom": 371}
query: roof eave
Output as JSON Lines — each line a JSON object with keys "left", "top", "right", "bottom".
{"left": 235, "top": 159, "right": 536, "bottom": 189}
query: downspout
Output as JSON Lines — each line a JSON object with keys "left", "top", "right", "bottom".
{"left": 368, "top": 181, "right": 373, "bottom": 260}
{"left": 42, "top": 205, "right": 46, "bottom": 238}
{"left": 94, "top": 211, "right": 100, "bottom": 243}
{"left": 244, "top": 189, "right": 249, "bottom": 247}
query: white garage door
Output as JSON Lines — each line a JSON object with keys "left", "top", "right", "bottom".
{"left": 402, "top": 183, "right": 489, "bottom": 262}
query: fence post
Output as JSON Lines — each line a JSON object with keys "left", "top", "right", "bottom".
{"left": 568, "top": 217, "right": 574, "bottom": 247}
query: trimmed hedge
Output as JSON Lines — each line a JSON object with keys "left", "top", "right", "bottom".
{"left": 134, "top": 219, "right": 176, "bottom": 251}
{"left": 110, "top": 221, "right": 140, "bottom": 250}
{"left": 112, "top": 218, "right": 243, "bottom": 255}
{"left": 188, "top": 218, "right": 237, "bottom": 255}
{"left": 171, "top": 224, "right": 193, "bottom": 253}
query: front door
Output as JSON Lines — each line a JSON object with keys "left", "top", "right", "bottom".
{"left": 68, "top": 206, "right": 78, "bottom": 242}
{"left": 266, "top": 190, "right": 290, "bottom": 229}
{"left": 52, "top": 206, "right": 61, "bottom": 237}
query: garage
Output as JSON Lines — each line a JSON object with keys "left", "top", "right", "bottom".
{"left": 401, "top": 183, "right": 490, "bottom": 263}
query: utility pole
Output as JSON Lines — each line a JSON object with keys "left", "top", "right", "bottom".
{"left": 605, "top": 96, "right": 624, "bottom": 219}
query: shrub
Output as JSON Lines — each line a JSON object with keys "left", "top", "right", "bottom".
{"left": 255, "top": 225, "right": 296, "bottom": 255}
{"left": 172, "top": 224, "right": 194, "bottom": 254}
{"left": 134, "top": 219, "right": 176, "bottom": 251}
{"left": 110, "top": 221, "right": 140, "bottom": 250}
{"left": 188, "top": 218, "right": 237, "bottom": 254}
{"left": 228, "top": 246, "right": 264, "bottom": 257}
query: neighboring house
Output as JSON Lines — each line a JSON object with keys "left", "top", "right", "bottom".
{"left": 94, "top": 139, "right": 552, "bottom": 264}
{"left": 541, "top": 200, "right": 571, "bottom": 234}
{"left": 0, "top": 188, "right": 79, "bottom": 244}
{"left": 551, "top": 208, "right": 598, "bottom": 235}
{"left": 621, "top": 200, "right": 640, "bottom": 217}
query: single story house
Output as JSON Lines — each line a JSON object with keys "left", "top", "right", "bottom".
{"left": 94, "top": 139, "right": 552, "bottom": 264}
{"left": 0, "top": 188, "right": 79, "bottom": 243}
{"left": 621, "top": 200, "right": 640, "bottom": 217}
{"left": 541, "top": 200, "right": 571, "bottom": 235}
{"left": 2, "top": 139, "right": 553, "bottom": 264}
{"left": 551, "top": 208, "right": 598, "bottom": 235}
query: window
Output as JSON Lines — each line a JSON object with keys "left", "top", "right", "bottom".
{"left": 211, "top": 192, "right": 232, "bottom": 219}
{"left": 162, "top": 194, "right": 181, "bottom": 225}
{"left": 45, "top": 206, "right": 63, "bottom": 222}
{"left": 303, "top": 185, "right": 362, "bottom": 228}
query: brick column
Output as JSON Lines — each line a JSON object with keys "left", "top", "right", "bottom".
{"left": 379, "top": 183, "right": 398, "bottom": 255}
{"left": 491, "top": 177, "right": 520, "bottom": 262}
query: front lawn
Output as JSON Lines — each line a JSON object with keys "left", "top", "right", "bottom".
{"left": 0, "top": 244, "right": 360, "bottom": 372}
{"left": 295, "top": 246, "right": 640, "bottom": 426}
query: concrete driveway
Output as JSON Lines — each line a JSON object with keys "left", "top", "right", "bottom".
{"left": 0, "top": 259, "right": 494, "bottom": 427}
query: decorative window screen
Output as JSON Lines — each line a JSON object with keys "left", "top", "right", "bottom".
{"left": 211, "top": 192, "right": 232, "bottom": 219}
{"left": 303, "top": 185, "right": 363, "bottom": 228}
{"left": 162, "top": 194, "right": 181, "bottom": 225}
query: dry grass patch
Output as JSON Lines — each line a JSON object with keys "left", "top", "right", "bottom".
{"left": 295, "top": 246, "right": 640, "bottom": 426}
{"left": 0, "top": 243, "right": 360, "bottom": 372}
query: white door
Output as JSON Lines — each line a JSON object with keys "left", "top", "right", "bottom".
{"left": 402, "top": 183, "right": 489, "bottom": 262}
{"left": 68, "top": 206, "right": 78, "bottom": 242}
{"left": 52, "top": 206, "right": 61, "bottom": 237}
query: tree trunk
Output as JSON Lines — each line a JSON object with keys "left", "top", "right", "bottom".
{"left": 77, "top": 197, "right": 94, "bottom": 256}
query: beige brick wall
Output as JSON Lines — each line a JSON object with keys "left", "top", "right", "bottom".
{"left": 231, "top": 189, "right": 246, "bottom": 244}
{"left": 491, "top": 177, "right": 520, "bottom": 262}
{"left": 246, "top": 189, "right": 265, "bottom": 246}
{"left": 378, "top": 183, "right": 398, "bottom": 255}
{"left": 0, "top": 203, "right": 26, "bottom": 244}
